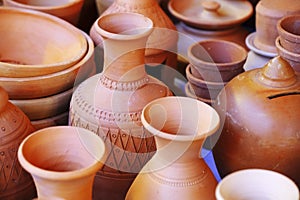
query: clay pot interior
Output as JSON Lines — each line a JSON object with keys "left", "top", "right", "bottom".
{"left": 188, "top": 40, "right": 247, "bottom": 82}
{"left": 215, "top": 169, "right": 300, "bottom": 200}
{"left": 0, "top": 7, "right": 87, "bottom": 78}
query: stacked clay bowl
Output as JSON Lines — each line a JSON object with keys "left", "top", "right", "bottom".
{"left": 185, "top": 39, "right": 247, "bottom": 105}
{"left": 276, "top": 15, "right": 300, "bottom": 74}
{"left": 0, "top": 7, "right": 96, "bottom": 129}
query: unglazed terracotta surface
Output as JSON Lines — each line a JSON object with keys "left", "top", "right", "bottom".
{"left": 213, "top": 56, "right": 300, "bottom": 188}
{"left": 126, "top": 96, "right": 220, "bottom": 200}
{"left": 0, "top": 86, "right": 36, "bottom": 200}
{"left": 69, "top": 13, "right": 172, "bottom": 200}
{"left": 17, "top": 126, "right": 106, "bottom": 200}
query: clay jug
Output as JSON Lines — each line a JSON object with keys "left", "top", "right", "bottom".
{"left": 69, "top": 12, "right": 173, "bottom": 200}
{"left": 126, "top": 96, "right": 220, "bottom": 200}
{"left": 0, "top": 86, "right": 36, "bottom": 199}
{"left": 213, "top": 56, "right": 300, "bottom": 187}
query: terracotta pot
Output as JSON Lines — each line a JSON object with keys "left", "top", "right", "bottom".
{"left": 0, "top": 7, "right": 87, "bottom": 78}
{"left": 276, "top": 37, "right": 300, "bottom": 73}
{"left": 0, "top": 31, "right": 95, "bottom": 100}
{"left": 254, "top": 0, "right": 300, "bottom": 54}
{"left": 215, "top": 169, "right": 299, "bottom": 200}
{"left": 184, "top": 82, "right": 214, "bottom": 105}
{"left": 277, "top": 15, "right": 300, "bottom": 54}
{"left": 213, "top": 56, "right": 300, "bottom": 187}
{"left": 0, "top": 86, "right": 36, "bottom": 200}
{"left": 90, "top": 0, "right": 178, "bottom": 69}
{"left": 69, "top": 13, "right": 172, "bottom": 200}
{"left": 126, "top": 96, "right": 220, "bottom": 200}
{"left": 3, "top": 0, "right": 84, "bottom": 25}
{"left": 17, "top": 126, "right": 106, "bottom": 200}
{"left": 188, "top": 39, "right": 247, "bottom": 82}
{"left": 31, "top": 112, "right": 69, "bottom": 130}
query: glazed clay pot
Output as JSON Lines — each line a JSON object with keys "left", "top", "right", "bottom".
{"left": 213, "top": 56, "right": 300, "bottom": 187}
{"left": 0, "top": 86, "right": 36, "bottom": 200}
{"left": 69, "top": 13, "right": 172, "bottom": 200}
{"left": 126, "top": 96, "right": 220, "bottom": 200}
{"left": 17, "top": 126, "right": 106, "bottom": 200}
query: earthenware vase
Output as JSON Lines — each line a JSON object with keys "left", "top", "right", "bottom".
{"left": 213, "top": 56, "right": 300, "bottom": 188}
{"left": 126, "top": 96, "right": 220, "bottom": 200}
{"left": 17, "top": 126, "right": 106, "bottom": 200}
{"left": 0, "top": 86, "right": 36, "bottom": 200}
{"left": 69, "top": 12, "right": 172, "bottom": 200}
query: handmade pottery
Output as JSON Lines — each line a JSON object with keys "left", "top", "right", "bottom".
{"left": 215, "top": 169, "right": 300, "bottom": 200}
{"left": 31, "top": 112, "right": 69, "bottom": 130}
{"left": 213, "top": 56, "right": 300, "bottom": 187}
{"left": 0, "top": 7, "right": 87, "bottom": 78}
{"left": 3, "top": 0, "right": 84, "bottom": 25}
{"left": 0, "top": 86, "right": 36, "bottom": 200}
{"left": 69, "top": 13, "right": 172, "bottom": 200}
{"left": 17, "top": 126, "right": 106, "bottom": 200}
{"left": 126, "top": 96, "right": 220, "bottom": 200}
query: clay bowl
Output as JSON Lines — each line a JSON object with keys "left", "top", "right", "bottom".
{"left": 0, "top": 31, "right": 95, "bottom": 100}
{"left": 3, "top": 0, "right": 84, "bottom": 25}
{"left": 0, "top": 7, "right": 87, "bottom": 78}
{"left": 277, "top": 15, "right": 300, "bottom": 54}
{"left": 188, "top": 39, "right": 247, "bottom": 82}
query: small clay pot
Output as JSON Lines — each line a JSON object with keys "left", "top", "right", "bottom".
{"left": 277, "top": 15, "right": 300, "bottom": 54}
{"left": 188, "top": 39, "right": 247, "bottom": 82}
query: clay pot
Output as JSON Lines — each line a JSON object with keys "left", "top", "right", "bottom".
{"left": 69, "top": 12, "right": 172, "bottom": 200}
{"left": 0, "top": 86, "right": 36, "bottom": 200}
{"left": 0, "top": 7, "right": 87, "bottom": 78}
{"left": 213, "top": 56, "right": 300, "bottom": 187}
{"left": 31, "top": 112, "right": 69, "bottom": 130}
{"left": 215, "top": 169, "right": 299, "bottom": 200}
{"left": 188, "top": 39, "right": 247, "bottom": 82}
{"left": 0, "top": 31, "right": 95, "bottom": 99}
{"left": 277, "top": 15, "right": 300, "bottom": 54}
{"left": 254, "top": 0, "right": 300, "bottom": 54}
{"left": 3, "top": 0, "right": 84, "bottom": 25}
{"left": 126, "top": 96, "right": 220, "bottom": 200}
{"left": 17, "top": 126, "right": 106, "bottom": 200}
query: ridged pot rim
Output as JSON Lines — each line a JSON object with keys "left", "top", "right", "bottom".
{"left": 276, "top": 37, "right": 300, "bottom": 62}
{"left": 277, "top": 15, "right": 300, "bottom": 43}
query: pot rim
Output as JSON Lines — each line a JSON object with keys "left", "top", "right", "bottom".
{"left": 276, "top": 37, "right": 300, "bottom": 62}
{"left": 3, "top": 0, "right": 83, "bottom": 10}
{"left": 277, "top": 15, "right": 300, "bottom": 43}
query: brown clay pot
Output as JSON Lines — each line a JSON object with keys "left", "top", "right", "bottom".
{"left": 0, "top": 86, "right": 36, "bottom": 200}
{"left": 69, "top": 13, "right": 172, "bottom": 200}
{"left": 126, "top": 96, "right": 220, "bottom": 200}
{"left": 213, "top": 56, "right": 300, "bottom": 188}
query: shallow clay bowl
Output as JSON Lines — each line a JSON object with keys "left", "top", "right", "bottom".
{"left": 3, "top": 0, "right": 84, "bottom": 25}
{"left": 0, "top": 7, "right": 87, "bottom": 78}
{"left": 0, "top": 31, "right": 95, "bottom": 100}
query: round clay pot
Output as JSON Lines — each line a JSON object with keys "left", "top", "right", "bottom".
{"left": 3, "top": 0, "right": 84, "bottom": 25}
{"left": 254, "top": 0, "right": 300, "bottom": 54}
{"left": 0, "top": 31, "right": 95, "bottom": 100}
{"left": 215, "top": 169, "right": 299, "bottom": 200}
{"left": 275, "top": 37, "right": 300, "bottom": 73}
{"left": 277, "top": 15, "right": 300, "bottom": 54}
{"left": 17, "top": 126, "right": 106, "bottom": 200}
{"left": 0, "top": 7, "right": 87, "bottom": 78}
{"left": 188, "top": 39, "right": 247, "bottom": 82}
{"left": 126, "top": 96, "right": 220, "bottom": 200}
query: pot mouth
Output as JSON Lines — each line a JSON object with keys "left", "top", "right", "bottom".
{"left": 277, "top": 15, "right": 300, "bottom": 42}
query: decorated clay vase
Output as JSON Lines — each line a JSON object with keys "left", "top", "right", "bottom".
{"left": 17, "top": 126, "right": 106, "bottom": 200}
{"left": 213, "top": 56, "right": 300, "bottom": 187}
{"left": 126, "top": 96, "right": 220, "bottom": 200}
{"left": 69, "top": 13, "right": 172, "bottom": 199}
{"left": 0, "top": 86, "right": 36, "bottom": 200}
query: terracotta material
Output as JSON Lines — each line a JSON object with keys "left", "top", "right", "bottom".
{"left": 188, "top": 39, "right": 247, "bottom": 82}
{"left": 31, "top": 112, "right": 69, "bottom": 130}
{"left": 213, "top": 56, "right": 300, "bottom": 187}
{"left": 126, "top": 96, "right": 220, "bottom": 200}
{"left": 0, "top": 86, "right": 36, "bottom": 200}
{"left": 0, "top": 7, "right": 87, "bottom": 78}
{"left": 17, "top": 126, "right": 106, "bottom": 200}
{"left": 3, "top": 0, "right": 84, "bottom": 25}
{"left": 0, "top": 31, "right": 95, "bottom": 100}
{"left": 216, "top": 169, "right": 300, "bottom": 200}
{"left": 254, "top": 0, "right": 300, "bottom": 54}
{"left": 90, "top": 0, "right": 178, "bottom": 68}
{"left": 69, "top": 13, "right": 172, "bottom": 200}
